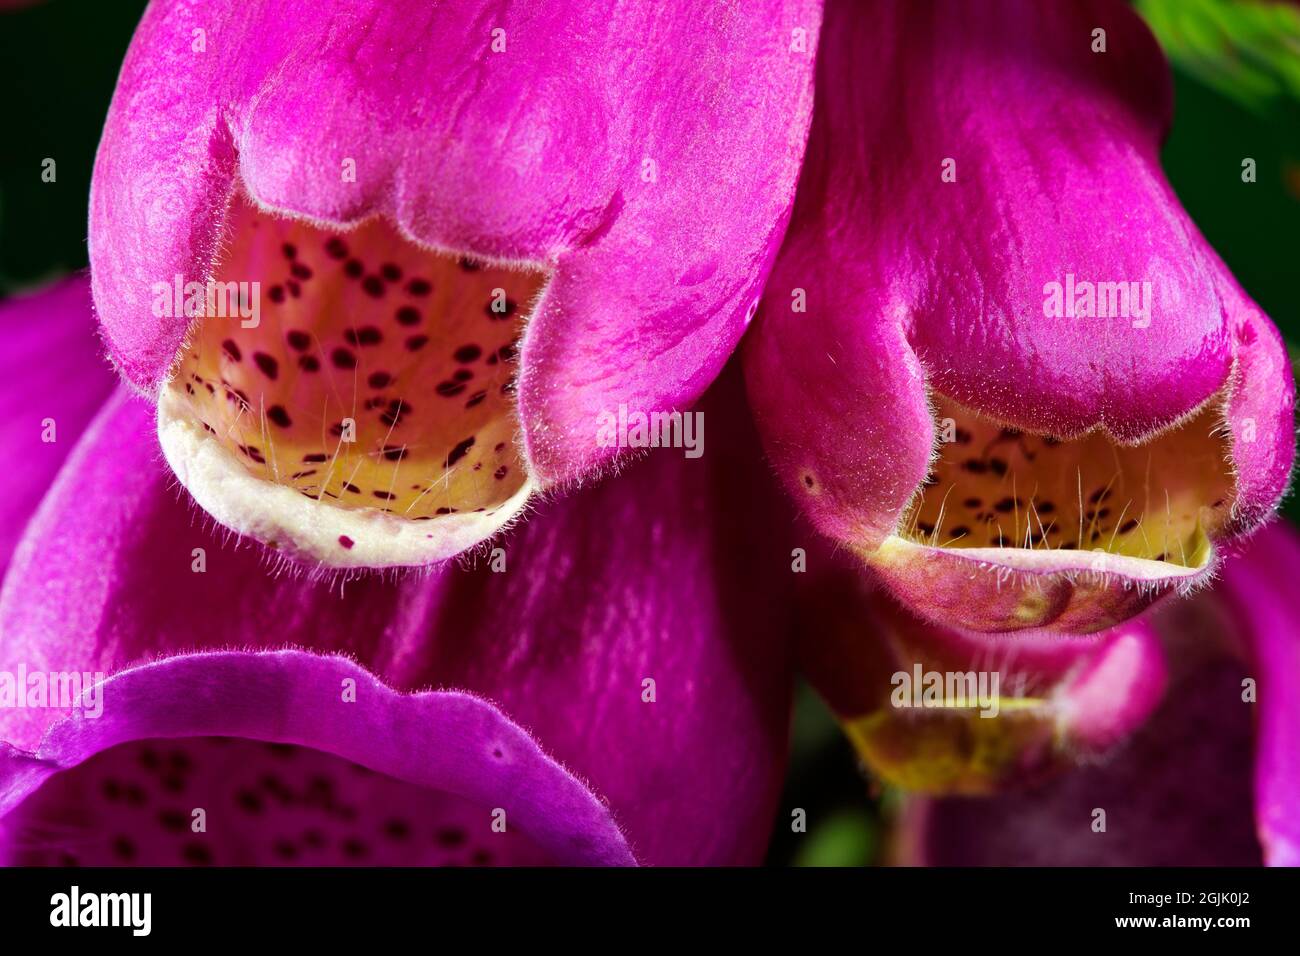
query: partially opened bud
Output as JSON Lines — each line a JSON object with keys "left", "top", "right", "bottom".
{"left": 747, "top": 0, "right": 1294, "bottom": 633}
{"left": 91, "top": 0, "right": 818, "bottom": 567}
{"left": 799, "top": 561, "right": 1167, "bottom": 795}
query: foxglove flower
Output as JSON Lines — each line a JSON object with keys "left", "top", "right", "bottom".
{"left": 0, "top": 284, "right": 797, "bottom": 865}
{"left": 900, "top": 521, "right": 1300, "bottom": 866}
{"left": 797, "top": 545, "right": 1167, "bottom": 795}
{"left": 746, "top": 0, "right": 1295, "bottom": 633}
{"left": 91, "top": 0, "right": 819, "bottom": 568}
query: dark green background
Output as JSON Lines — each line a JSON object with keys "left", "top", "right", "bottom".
{"left": 1, "top": 0, "right": 1295, "bottom": 867}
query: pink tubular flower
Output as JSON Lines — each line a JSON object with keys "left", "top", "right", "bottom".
{"left": 0, "top": 280, "right": 797, "bottom": 865}
{"left": 796, "top": 546, "right": 1167, "bottom": 796}
{"left": 91, "top": 0, "right": 819, "bottom": 569}
{"left": 745, "top": 0, "right": 1295, "bottom": 634}
{"left": 899, "top": 522, "right": 1300, "bottom": 866}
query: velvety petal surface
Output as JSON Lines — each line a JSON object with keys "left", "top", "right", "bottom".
{"left": 0, "top": 274, "right": 115, "bottom": 574}
{"left": 0, "top": 369, "right": 797, "bottom": 866}
{"left": 796, "top": 544, "right": 1166, "bottom": 796}
{"left": 1214, "top": 522, "right": 1300, "bottom": 866}
{"left": 902, "top": 592, "right": 1262, "bottom": 865}
{"left": 745, "top": 0, "right": 1295, "bottom": 633}
{"left": 90, "top": 0, "right": 819, "bottom": 567}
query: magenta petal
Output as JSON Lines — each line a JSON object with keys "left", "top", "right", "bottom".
{"left": 0, "top": 274, "right": 114, "bottom": 574}
{"left": 906, "top": 596, "right": 1261, "bottom": 865}
{"left": 90, "top": 0, "right": 818, "bottom": 565}
{"left": 1214, "top": 522, "right": 1300, "bottom": 866}
{"left": 745, "top": 0, "right": 1295, "bottom": 633}
{"left": 796, "top": 551, "right": 1166, "bottom": 794}
{"left": 0, "top": 653, "right": 632, "bottom": 865}
{"left": 0, "top": 370, "right": 795, "bottom": 865}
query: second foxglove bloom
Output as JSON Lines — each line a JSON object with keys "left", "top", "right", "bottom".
{"left": 746, "top": 0, "right": 1294, "bottom": 634}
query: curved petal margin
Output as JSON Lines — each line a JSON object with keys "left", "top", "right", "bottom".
{"left": 0, "top": 652, "right": 633, "bottom": 866}
{"left": 1, "top": 366, "right": 796, "bottom": 866}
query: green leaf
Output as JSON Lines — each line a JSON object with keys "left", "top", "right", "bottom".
{"left": 1137, "top": 0, "right": 1300, "bottom": 117}
{"left": 793, "top": 810, "right": 878, "bottom": 868}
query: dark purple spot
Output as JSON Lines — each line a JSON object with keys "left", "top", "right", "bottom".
{"left": 282, "top": 242, "right": 297, "bottom": 260}
{"left": 362, "top": 275, "right": 385, "bottom": 298}
{"left": 253, "top": 352, "right": 279, "bottom": 380}
{"left": 373, "top": 490, "right": 395, "bottom": 501}
{"left": 344, "top": 258, "right": 365, "bottom": 278}
{"left": 383, "top": 818, "right": 411, "bottom": 841}
{"left": 395, "top": 306, "right": 421, "bottom": 327}
{"left": 286, "top": 329, "right": 311, "bottom": 351}
{"left": 338, "top": 535, "right": 354, "bottom": 550}
{"left": 383, "top": 446, "right": 408, "bottom": 461}
{"left": 325, "top": 237, "right": 349, "bottom": 260}
{"left": 221, "top": 339, "right": 242, "bottom": 362}
{"left": 236, "top": 789, "right": 264, "bottom": 814}
{"left": 458, "top": 256, "right": 482, "bottom": 272}
{"left": 406, "top": 278, "right": 432, "bottom": 296}
{"left": 446, "top": 436, "right": 475, "bottom": 467}
{"left": 344, "top": 326, "right": 383, "bottom": 346}
{"left": 494, "top": 466, "right": 508, "bottom": 480}
{"left": 405, "top": 335, "right": 429, "bottom": 352}
{"left": 453, "top": 368, "right": 473, "bottom": 382}
{"left": 291, "top": 262, "right": 313, "bottom": 280}
{"left": 299, "top": 355, "right": 320, "bottom": 372}
{"left": 436, "top": 826, "right": 466, "bottom": 848}
{"left": 183, "top": 843, "right": 213, "bottom": 866}
{"left": 436, "top": 380, "right": 467, "bottom": 397}
{"left": 381, "top": 263, "right": 402, "bottom": 282}
{"left": 268, "top": 285, "right": 286, "bottom": 304}
{"left": 303, "top": 453, "right": 328, "bottom": 463}
{"left": 454, "top": 344, "right": 482, "bottom": 363}
{"left": 368, "top": 371, "right": 392, "bottom": 389}
{"left": 267, "top": 405, "right": 292, "bottom": 428}
{"left": 332, "top": 347, "right": 357, "bottom": 369}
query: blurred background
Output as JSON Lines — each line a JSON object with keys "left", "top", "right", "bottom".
{"left": 1, "top": 0, "right": 1296, "bottom": 866}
